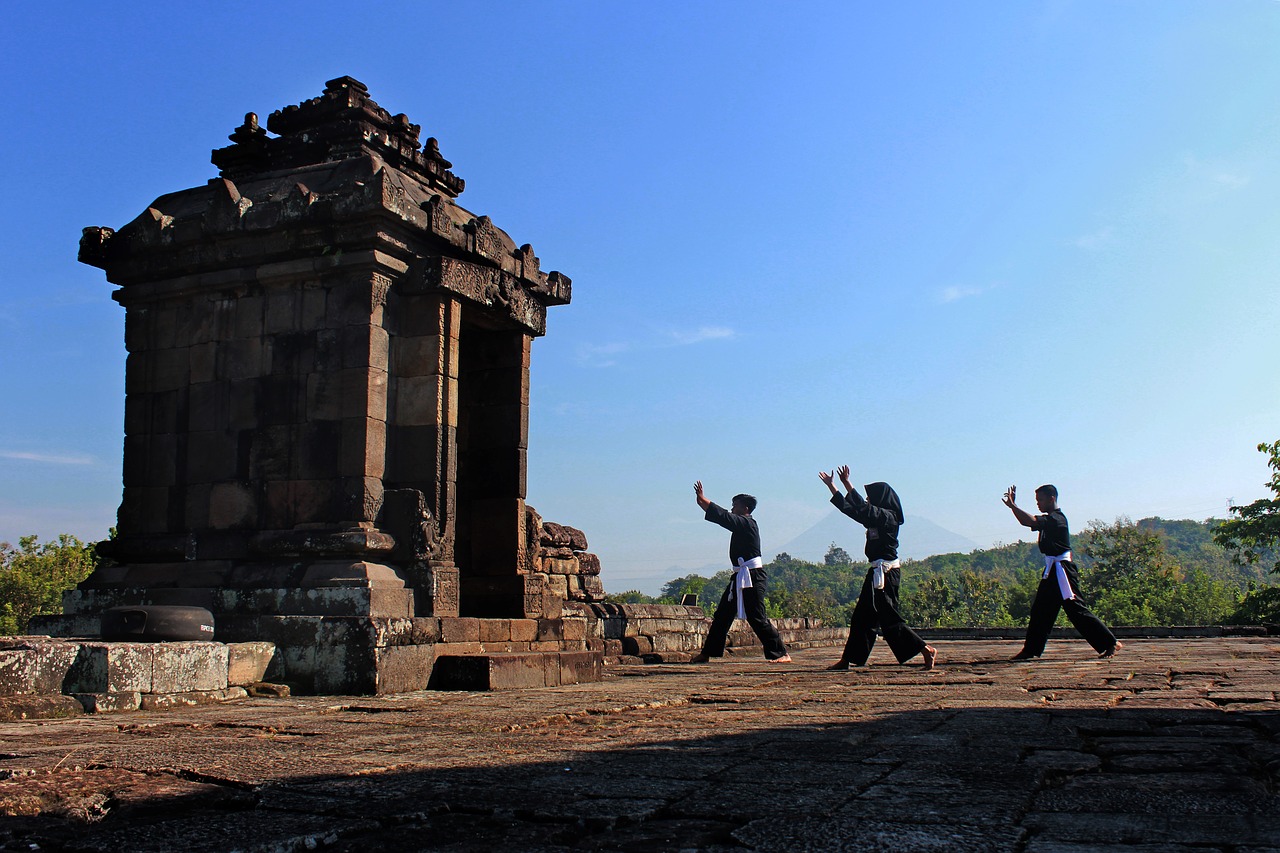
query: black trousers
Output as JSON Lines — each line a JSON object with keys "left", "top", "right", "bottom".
{"left": 700, "top": 568, "right": 789, "bottom": 660}
{"left": 841, "top": 567, "right": 927, "bottom": 665}
{"left": 1021, "top": 561, "right": 1117, "bottom": 656}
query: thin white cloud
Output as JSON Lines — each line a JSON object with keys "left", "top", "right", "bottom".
{"left": 662, "top": 325, "right": 736, "bottom": 346}
{"left": 1182, "top": 154, "right": 1251, "bottom": 191}
{"left": 936, "top": 284, "right": 996, "bottom": 304}
{"left": 576, "top": 325, "right": 736, "bottom": 366}
{"left": 1, "top": 451, "right": 95, "bottom": 465}
{"left": 1074, "top": 227, "right": 1115, "bottom": 250}
{"left": 575, "top": 341, "right": 630, "bottom": 368}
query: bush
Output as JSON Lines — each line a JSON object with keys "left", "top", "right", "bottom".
{"left": 0, "top": 534, "right": 100, "bottom": 635}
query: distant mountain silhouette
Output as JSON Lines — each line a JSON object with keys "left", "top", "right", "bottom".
{"left": 774, "top": 509, "right": 978, "bottom": 562}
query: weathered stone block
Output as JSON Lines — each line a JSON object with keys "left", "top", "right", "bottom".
{"left": 373, "top": 643, "right": 435, "bottom": 694}
{"left": 536, "top": 619, "right": 562, "bottom": 643}
{"left": 582, "top": 576, "right": 605, "bottom": 601}
{"left": 152, "top": 642, "right": 229, "bottom": 693}
{"left": 577, "top": 553, "right": 602, "bottom": 576}
{"left": 561, "top": 618, "right": 587, "bottom": 642}
{"left": 264, "top": 291, "right": 299, "bottom": 335}
{"left": 227, "top": 642, "right": 276, "bottom": 686}
{"left": 395, "top": 374, "right": 442, "bottom": 427}
{"left": 439, "top": 617, "right": 480, "bottom": 644}
{"left": 233, "top": 295, "right": 265, "bottom": 339}
{"left": 393, "top": 334, "right": 443, "bottom": 378}
{"left": 64, "top": 643, "right": 155, "bottom": 694}
{"left": 545, "top": 574, "right": 569, "bottom": 599}
{"left": 559, "top": 651, "right": 601, "bottom": 685}
{"left": 209, "top": 482, "right": 256, "bottom": 529}
{"left": 510, "top": 619, "right": 538, "bottom": 643}
{"left": 622, "top": 636, "right": 653, "bottom": 656}
{"left": 479, "top": 619, "right": 512, "bottom": 643}
{"left": 544, "top": 557, "right": 580, "bottom": 576}
{"left": 0, "top": 642, "right": 79, "bottom": 696}
{"left": 219, "top": 337, "right": 264, "bottom": 380}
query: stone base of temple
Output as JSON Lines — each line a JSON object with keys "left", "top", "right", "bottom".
{"left": 27, "top": 610, "right": 601, "bottom": 695}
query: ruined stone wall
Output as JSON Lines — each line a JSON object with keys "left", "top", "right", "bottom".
{"left": 524, "top": 506, "right": 605, "bottom": 606}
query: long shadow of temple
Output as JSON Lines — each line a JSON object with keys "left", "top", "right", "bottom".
{"left": 43, "top": 77, "right": 616, "bottom": 692}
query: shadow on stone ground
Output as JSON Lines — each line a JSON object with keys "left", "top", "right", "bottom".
{"left": 1, "top": 640, "right": 1278, "bottom": 852}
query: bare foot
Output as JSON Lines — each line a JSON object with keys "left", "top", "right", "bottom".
{"left": 1010, "top": 650, "right": 1038, "bottom": 661}
{"left": 768, "top": 654, "right": 793, "bottom": 663}
{"left": 688, "top": 652, "right": 710, "bottom": 664}
{"left": 1099, "top": 641, "right": 1123, "bottom": 659}
{"left": 826, "top": 661, "right": 850, "bottom": 671}
{"left": 921, "top": 645, "right": 937, "bottom": 670}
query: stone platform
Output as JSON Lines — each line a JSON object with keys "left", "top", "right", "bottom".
{"left": 0, "top": 637, "right": 1277, "bottom": 851}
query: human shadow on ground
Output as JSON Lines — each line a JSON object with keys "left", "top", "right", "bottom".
{"left": 2, "top": 704, "right": 1277, "bottom": 853}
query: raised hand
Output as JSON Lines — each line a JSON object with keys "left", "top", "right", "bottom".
{"left": 819, "top": 470, "right": 838, "bottom": 496}
{"left": 837, "top": 465, "right": 852, "bottom": 488}
{"left": 693, "top": 480, "right": 710, "bottom": 510}
{"left": 1002, "top": 485, "right": 1017, "bottom": 508}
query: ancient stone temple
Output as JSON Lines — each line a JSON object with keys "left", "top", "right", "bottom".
{"left": 48, "top": 77, "right": 607, "bottom": 692}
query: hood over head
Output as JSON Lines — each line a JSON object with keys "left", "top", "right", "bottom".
{"left": 864, "top": 482, "right": 904, "bottom": 524}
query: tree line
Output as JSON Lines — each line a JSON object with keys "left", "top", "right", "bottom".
{"left": 610, "top": 516, "right": 1279, "bottom": 627}
{"left": 609, "top": 442, "right": 1280, "bottom": 628}
{"left": 4, "top": 443, "right": 1280, "bottom": 634}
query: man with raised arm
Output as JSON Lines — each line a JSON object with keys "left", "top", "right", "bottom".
{"left": 1003, "top": 484, "right": 1121, "bottom": 660}
{"left": 688, "top": 482, "right": 791, "bottom": 664}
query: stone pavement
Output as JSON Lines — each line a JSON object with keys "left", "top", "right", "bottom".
{"left": 1, "top": 638, "right": 1277, "bottom": 852}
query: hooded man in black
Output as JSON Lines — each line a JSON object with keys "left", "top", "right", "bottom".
{"left": 821, "top": 466, "right": 936, "bottom": 670}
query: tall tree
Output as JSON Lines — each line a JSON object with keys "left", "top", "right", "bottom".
{"left": 1214, "top": 440, "right": 1280, "bottom": 575}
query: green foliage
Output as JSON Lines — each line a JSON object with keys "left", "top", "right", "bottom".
{"left": 1085, "top": 517, "right": 1182, "bottom": 626}
{"left": 657, "top": 571, "right": 731, "bottom": 613}
{"left": 0, "top": 534, "right": 100, "bottom": 635}
{"left": 1084, "top": 518, "right": 1239, "bottom": 626}
{"left": 603, "top": 590, "right": 658, "bottom": 604}
{"left": 1228, "top": 583, "right": 1280, "bottom": 625}
{"left": 1214, "top": 440, "right": 1280, "bottom": 575}
{"left": 823, "top": 543, "right": 853, "bottom": 566}
{"left": 620, "top": 515, "right": 1273, "bottom": 628}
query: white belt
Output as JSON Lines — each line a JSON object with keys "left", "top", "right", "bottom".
{"left": 871, "top": 559, "right": 900, "bottom": 590}
{"left": 1043, "top": 552, "right": 1074, "bottom": 601}
{"left": 732, "top": 556, "right": 762, "bottom": 619}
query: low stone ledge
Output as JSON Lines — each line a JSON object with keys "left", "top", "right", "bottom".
{"left": 431, "top": 651, "right": 603, "bottom": 691}
{"left": 0, "top": 694, "right": 84, "bottom": 722}
{"left": 140, "top": 687, "right": 249, "bottom": 711}
{"left": 70, "top": 691, "right": 142, "bottom": 713}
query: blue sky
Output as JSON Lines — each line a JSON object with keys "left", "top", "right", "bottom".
{"left": 2, "top": 2, "right": 1278, "bottom": 594}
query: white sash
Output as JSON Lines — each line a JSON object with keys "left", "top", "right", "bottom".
{"left": 732, "top": 556, "right": 762, "bottom": 619}
{"left": 1042, "top": 552, "right": 1075, "bottom": 601}
{"left": 871, "top": 558, "right": 901, "bottom": 590}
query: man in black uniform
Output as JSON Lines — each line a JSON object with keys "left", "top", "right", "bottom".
{"left": 1003, "top": 484, "right": 1121, "bottom": 660}
{"left": 688, "top": 481, "right": 791, "bottom": 663}
{"left": 821, "top": 466, "right": 936, "bottom": 670}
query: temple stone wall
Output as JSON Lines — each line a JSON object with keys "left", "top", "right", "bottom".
{"left": 47, "top": 77, "right": 599, "bottom": 692}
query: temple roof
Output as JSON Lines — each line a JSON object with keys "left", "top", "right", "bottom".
{"left": 212, "top": 76, "right": 464, "bottom": 198}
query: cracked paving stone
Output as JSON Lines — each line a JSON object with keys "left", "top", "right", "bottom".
{"left": 1033, "top": 772, "right": 1277, "bottom": 816}
{"left": 733, "top": 816, "right": 1027, "bottom": 852}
